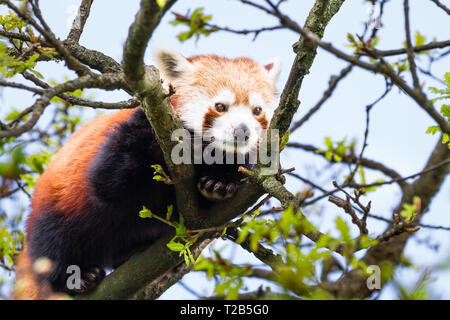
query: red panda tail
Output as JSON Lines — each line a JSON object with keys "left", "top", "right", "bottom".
{"left": 12, "top": 247, "right": 66, "bottom": 300}
{"left": 12, "top": 247, "right": 41, "bottom": 300}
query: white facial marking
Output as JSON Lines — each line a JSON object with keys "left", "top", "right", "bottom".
{"left": 215, "top": 89, "right": 235, "bottom": 107}
{"left": 207, "top": 106, "right": 261, "bottom": 154}
{"left": 250, "top": 92, "right": 276, "bottom": 121}
{"left": 249, "top": 93, "right": 264, "bottom": 109}
{"left": 179, "top": 93, "right": 211, "bottom": 134}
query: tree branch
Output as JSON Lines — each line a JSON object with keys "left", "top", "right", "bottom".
{"left": 67, "top": 0, "right": 94, "bottom": 43}
{"left": 122, "top": 0, "right": 199, "bottom": 228}
{"left": 290, "top": 64, "right": 354, "bottom": 133}
{"left": 430, "top": 0, "right": 450, "bottom": 15}
{"left": 287, "top": 142, "right": 407, "bottom": 188}
{"left": 1, "top": 0, "right": 93, "bottom": 77}
{"left": 0, "top": 73, "right": 127, "bottom": 138}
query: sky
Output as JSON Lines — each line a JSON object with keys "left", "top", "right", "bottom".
{"left": 0, "top": 0, "right": 449, "bottom": 299}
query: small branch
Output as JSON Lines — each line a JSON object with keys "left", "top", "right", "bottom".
{"left": 0, "top": 73, "right": 127, "bottom": 138}
{"left": 203, "top": 287, "right": 296, "bottom": 300}
{"left": 1, "top": 0, "right": 93, "bottom": 77}
{"left": 287, "top": 142, "right": 406, "bottom": 187}
{"left": 67, "top": 0, "right": 94, "bottom": 42}
{"left": 0, "top": 29, "right": 123, "bottom": 76}
{"left": 328, "top": 181, "right": 371, "bottom": 235}
{"left": 237, "top": 0, "right": 302, "bottom": 34}
{"left": 403, "top": 0, "right": 420, "bottom": 89}
{"left": 20, "top": 71, "right": 139, "bottom": 110}
{"left": 287, "top": 171, "right": 328, "bottom": 193}
{"left": 225, "top": 227, "right": 283, "bottom": 270}
{"left": 375, "top": 211, "right": 419, "bottom": 243}
{"left": 301, "top": 34, "right": 450, "bottom": 135}
{"left": 172, "top": 11, "right": 285, "bottom": 41}
{"left": 430, "top": 0, "right": 450, "bottom": 15}
{"left": 290, "top": 64, "right": 354, "bottom": 133}
{"left": 346, "top": 79, "right": 393, "bottom": 184}
{"left": 0, "top": 79, "right": 42, "bottom": 94}
{"left": 0, "top": 187, "right": 20, "bottom": 199}
{"left": 349, "top": 157, "right": 450, "bottom": 190}
{"left": 368, "top": 39, "right": 450, "bottom": 57}
{"left": 0, "top": 29, "right": 48, "bottom": 44}
{"left": 63, "top": 40, "right": 123, "bottom": 75}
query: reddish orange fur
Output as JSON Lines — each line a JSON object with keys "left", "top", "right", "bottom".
{"left": 12, "top": 247, "right": 40, "bottom": 299}
{"left": 27, "top": 109, "right": 136, "bottom": 228}
{"left": 14, "top": 108, "right": 136, "bottom": 299}
{"left": 14, "top": 53, "right": 276, "bottom": 299}
{"left": 172, "top": 55, "right": 275, "bottom": 112}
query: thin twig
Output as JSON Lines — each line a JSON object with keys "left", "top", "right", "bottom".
{"left": 403, "top": 0, "right": 420, "bottom": 89}
{"left": 430, "top": 0, "right": 450, "bottom": 15}
{"left": 290, "top": 64, "right": 354, "bottom": 133}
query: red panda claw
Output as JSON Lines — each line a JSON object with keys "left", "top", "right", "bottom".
{"left": 197, "top": 178, "right": 241, "bottom": 201}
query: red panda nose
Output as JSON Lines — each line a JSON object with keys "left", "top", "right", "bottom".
{"left": 233, "top": 124, "right": 250, "bottom": 142}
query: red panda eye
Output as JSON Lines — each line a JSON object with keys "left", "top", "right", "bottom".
{"left": 253, "top": 106, "right": 262, "bottom": 116}
{"left": 215, "top": 103, "right": 227, "bottom": 113}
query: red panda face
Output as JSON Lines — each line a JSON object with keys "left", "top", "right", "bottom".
{"left": 155, "top": 49, "right": 281, "bottom": 155}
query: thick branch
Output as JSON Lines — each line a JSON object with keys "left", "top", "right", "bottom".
{"left": 122, "top": 0, "right": 198, "bottom": 227}
{"left": 123, "top": 0, "right": 168, "bottom": 87}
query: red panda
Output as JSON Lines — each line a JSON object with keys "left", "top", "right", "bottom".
{"left": 12, "top": 49, "right": 281, "bottom": 299}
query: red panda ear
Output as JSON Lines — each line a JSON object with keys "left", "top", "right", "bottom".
{"left": 264, "top": 57, "right": 282, "bottom": 84}
{"left": 154, "top": 48, "right": 194, "bottom": 81}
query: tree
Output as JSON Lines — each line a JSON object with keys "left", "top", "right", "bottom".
{"left": 0, "top": 0, "right": 449, "bottom": 300}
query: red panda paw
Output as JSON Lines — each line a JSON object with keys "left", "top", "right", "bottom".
{"left": 197, "top": 176, "right": 240, "bottom": 201}
{"left": 69, "top": 267, "right": 106, "bottom": 294}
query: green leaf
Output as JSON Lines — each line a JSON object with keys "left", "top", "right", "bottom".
{"left": 442, "top": 133, "right": 450, "bottom": 144}
{"left": 166, "top": 240, "right": 185, "bottom": 252}
{"left": 186, "top": 246, "right": 195, "bottom": 265}
{"left": 441, "top": 105, "right": 450, "bottom": 118}
{"left": 139, "top": 206, "right": 153, "bottom": 219}
{"left": 175, "top": 213, "right": 186, "bottom": 236}
{"left": 400, "top": 196, "right": 420, "bottom": 223}
{"left": 414, "top": 31, "right": 426, "bottom": 47}
{"left": 324, "top": 136, "right": 333, "bottom": 149}
{"left": 426, "top": 126, "right": 441, "bottom": 135}
{"left": 156, "top": 0, "right": 166, "bottom": 8}
{"left": 166, "top": 204, "right": 173, "bottom": 220}
{"left": 335, "top": 217, "right": 352, "bottom": 244}
{"left": 4, "top": 109, "right": 20, "bottom": 122}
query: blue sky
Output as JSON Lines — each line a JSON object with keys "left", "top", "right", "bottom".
{"left": 1, "top": 0, "right": 449, "bottom": 299}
